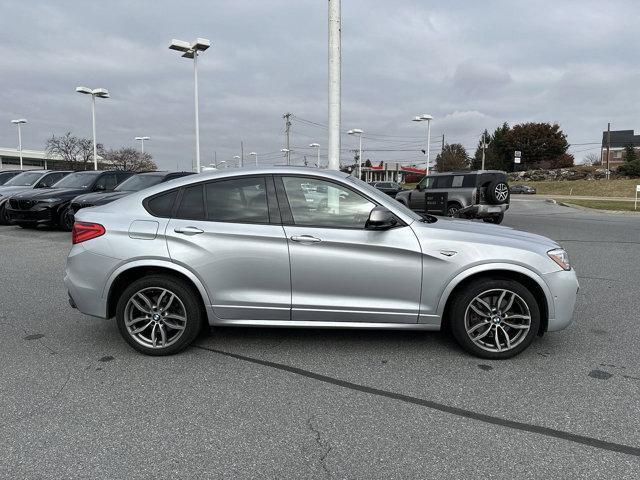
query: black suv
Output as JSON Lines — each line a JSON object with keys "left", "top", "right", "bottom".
{"left": 6, "top": 170, "right": 135, "bottom": 230}
{"left": 395, "top": 170, "right": 510, "bottom": 224}
{"left": 69, "top": 171, "right": 194, "bottom": 221}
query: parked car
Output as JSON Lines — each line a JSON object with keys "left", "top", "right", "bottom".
{"left": 395, "top": 170, "right": 510, "bottom": 224}
{"left": 0, "top": 170, "right": 23, "bottom": 185}
{"left": 65, "top": 167, "right": 578, "bottom": 360}
{"left": 510, "top": 184, "right": 536, "bottom": 194}
{"left": 370, "top": 181, "right": 403, "bottom": 198}
{"left": 6, "top": 170, "right": 135, "bottom": 230}
{"left": 69, "top": 171, "right": 194, "bottom": 221}
{"left": 0, "top": 170, "right": 72, "bottom": 224}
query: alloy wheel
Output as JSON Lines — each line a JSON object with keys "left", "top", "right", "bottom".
{"left": 494, "top": 183, "right": 509, "bottom": 202}
{"left": 464, "top": 288, "right": 531, "bottom": 353}
{"left": 124, "top": 287, "right": 188, "bottom": 349}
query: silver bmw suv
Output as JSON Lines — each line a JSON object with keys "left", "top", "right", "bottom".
{"left": 65, "top": 167, "right": 578, "bottom": 359}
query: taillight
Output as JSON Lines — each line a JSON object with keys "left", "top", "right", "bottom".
{"left": 72, "top": 222, "right": 105, "bottom": 244}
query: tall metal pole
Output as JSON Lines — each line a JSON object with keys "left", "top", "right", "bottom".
{"left": 606, "top": 122, "right": 611, "bottom": 180}
{"left": 17, "top": 123, "right": 23, "bottom": 170}
{"left": 328, "top": 0, "right": 341, "bottom": 170}
{"left": 91, "top": 94, "right": 98, "bottom": 170}
{"left": 481, "top": 133, "right": 487, "bottom": 170}
{"left": 358, "top": 134, "right": 362, "bottom": 179}
{"left": 426, "top": 118, "right": 431, "bottom": 176}
{"left": 193, "top": 51, "right": 201, "bottom": 173}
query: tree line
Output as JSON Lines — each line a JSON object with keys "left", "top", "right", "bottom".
{"left": 45, "top": 132, "right": 157, "bottom": 172}
{"left": 434, "top": 122, "right": 573, "bottom": 173}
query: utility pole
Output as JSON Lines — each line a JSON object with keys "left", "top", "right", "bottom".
{"left": 240, "top": 141, "right": 244, "bottom": 167}
{"left": 328, "top": 0, "right": 341, "bottom": 170}
{"left": 283, "top": 113, "right": 292, "bottom": 165}
{"left": 606, "top": 122, "right": 611, "bottom": 180}
{"left": 442, "top": 133, "right": 446, "bottom": 172}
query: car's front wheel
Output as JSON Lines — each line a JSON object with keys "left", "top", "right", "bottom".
{"left": 450, "top": 278, "right": 540, "bottom": 359}
{"left": 60, "top": 206, "right": 74, "bottom": 231}
{"left": 116, "top": 275, "right": 203, "bottom": 355}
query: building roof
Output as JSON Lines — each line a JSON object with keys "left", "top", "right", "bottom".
{"left": 601, "top": 130, "right": 640, "bottom": 148}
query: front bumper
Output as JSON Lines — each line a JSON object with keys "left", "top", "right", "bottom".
{"left": 543, "top": 268, "right": 579, "bottom": 332}
{"left": 6, "top": 205, "right": 57, "bottom": 225}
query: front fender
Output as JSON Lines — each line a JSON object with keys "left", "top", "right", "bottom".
{"left": 431, "top": 262, "right": 554, "bottom": 322}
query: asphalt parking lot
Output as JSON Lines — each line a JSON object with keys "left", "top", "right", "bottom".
{"left": 1, "top": 198, "right": 638, "bottom": 479}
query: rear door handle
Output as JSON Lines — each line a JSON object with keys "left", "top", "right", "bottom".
{"left": 290, "top": 235, "right": 321, "bottom": 243}
{"left": 174, "top": 226, "right": 204, "bottom": 235}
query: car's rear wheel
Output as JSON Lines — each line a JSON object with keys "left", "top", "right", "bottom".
{"left": 447, "top": 202, "right": 462, "bottom": 217}
{"left": 116, "top": 275, "right": 203, "bottom": 356}
{"left": 450, "top": 278, "right": 540, "bottom": 359}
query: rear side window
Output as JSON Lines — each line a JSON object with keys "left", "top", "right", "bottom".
{"left": 146, "top": 190, "right": 178, "bottom": 217}
{"left": 177, "top": 185, "right": 205, "bottom": 220}
{"left": 205, "top": 177, "right": 269, "bottom": 223}
{"left": 452, "top": 175, "right": 464, "bottom": 188}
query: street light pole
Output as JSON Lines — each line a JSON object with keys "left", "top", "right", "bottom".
{"left": 348, "top": 129, "right": 364, "bottom": 179}
{"left": 135, "top": 136, "right": 150, "bottom": 155}
{"left": 328, "top": 0, "right": 341, "bottom": 170}
{"left": 309, "top": 143, "right": 320, "bottom": 168}
{"left": 76, "top": 86, "right": 109, "bottom": 170}
{"left": 412, "top": 114, "right": 433, "bottom": 175}
{"left": 11, "top": 119, "right": 27, "bottom": 170}
{"left": 169, "top": 38, "right": 211, "bottom": 173}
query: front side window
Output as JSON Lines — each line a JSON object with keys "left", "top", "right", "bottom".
{"left": 205, "top": 177, "right": 269, "bottom": 223}
{"left": 282, "top": 177, "right": 375, "bottom": 228}
{"left": 418, "top": 177, "right": 435, "bottom": 189}
{"left": 95, "top": 173, "right": 117, "bottom": 191}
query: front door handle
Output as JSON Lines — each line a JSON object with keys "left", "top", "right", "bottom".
{"left": 174, "top": 226, "right": 204, "bottom": 235}
{"left": 290, "top": 235, "right": 321, "bottom": 243}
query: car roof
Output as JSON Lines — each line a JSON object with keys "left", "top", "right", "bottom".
{"left": 427, "top": 170, "right": 506, "bottom": 176}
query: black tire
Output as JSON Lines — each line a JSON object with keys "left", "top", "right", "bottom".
{"left": 0, "top": 203, "right": 9, "bottom": 225}
{"left": 449, "top": 278, "right": 540, "bottom": 359}
{"left": 447, "top": 202, "right": 462, "bottom": 217}
{"left": 116, "top": 275, "right": 203, "bottom": 356}
{"left": 60, "top": 206, "right": 74, "bottom": 232}
{"left": 485, "top": 180, "right": 510, "bottom": 205}
{"left": 483, "top": 213, "right": 504, "bottom": 224}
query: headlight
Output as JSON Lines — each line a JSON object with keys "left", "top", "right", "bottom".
{"left": 548, "top": 248, "right": 571, "bottom": 271}
{"left": 40, "top": 198, "right": 62, "bottom": 203}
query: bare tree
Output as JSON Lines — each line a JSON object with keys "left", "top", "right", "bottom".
{"left": 583, "top": 152, "right": 602, "bottom": 166}
{"left": 102, "top": 147, "right": 158, "bottom": 172}
{"left": 45, "top": 132, "right": 103, "bottom": 170}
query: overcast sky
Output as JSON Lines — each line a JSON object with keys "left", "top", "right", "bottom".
{"left": 1, "top": 0, "right": 639, "bottom": 169}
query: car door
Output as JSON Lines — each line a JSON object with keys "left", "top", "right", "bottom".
{"left": 165, "top": 175, "right": 291, "bottom": 321}
{"left": 408, "top": 177, "right": 435, "bottom": 211}
{"left": 276, "top": 175, "right": 422, "bottom": 324}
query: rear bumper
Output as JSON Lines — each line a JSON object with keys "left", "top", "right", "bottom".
{"left": 64, "top": 246, "right": 115, "bottom": 318}
{"left": 458, "top": 203, "right": 509, "bottom": 218}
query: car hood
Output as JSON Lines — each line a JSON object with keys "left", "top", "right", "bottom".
{"left": 73, "top": 191, "right": 130, "bottom": 205}
{"left": 0, "top": 185, "right": 34, "bottom": 197}
{"left": 414, "top": 216, "right": 560, "bottom": 250}
{"left": 11, "top": 188, "right": 89, "bottom": 201}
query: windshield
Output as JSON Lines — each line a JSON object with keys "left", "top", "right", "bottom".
{"left": 53, "top": 171, "right": 101, "bottom": 189}
{"left": 346, "top": 176, "right": 424, "bottom": 222}
{"left": 115, "top": 174, "right": 163, "bottom": 192}
{"left": 3, "top": 171, "right": 45, "bottom": 187}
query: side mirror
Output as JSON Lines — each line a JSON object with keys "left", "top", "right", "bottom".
{"left": 365, "top": 206, "right": 398, "bottom": 230}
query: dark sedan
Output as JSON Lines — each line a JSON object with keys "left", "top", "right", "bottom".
{"left": 509, "top": 184, "right": 536, "bottom": 194}
{"left": 69, "top": 171, "right": 194, "bottom": 221}
{"left": 6, "top": 170, "right": 134, "bottom": 230}
{"left": 370, "top": 181, "right": 403, "bottom": 197}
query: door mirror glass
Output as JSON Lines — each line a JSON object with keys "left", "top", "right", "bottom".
{"left": 365, "top": 206, "right": 398, "bottom": 230}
